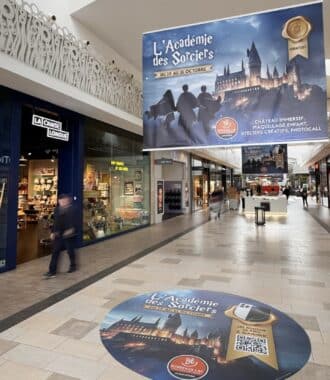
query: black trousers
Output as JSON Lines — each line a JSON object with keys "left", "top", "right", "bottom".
{"left": 302, "top": 196, "right": 308, "bottom": 207}
{"left": 49, "top": 237, "right": 76, "bottom": 274}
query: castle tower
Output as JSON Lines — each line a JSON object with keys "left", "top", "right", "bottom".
{"left": 247, "top": 42, "right": 261, "bottom": 82}
{"left": 163, "top": 313, "right": 182, "bottom": 334}
{"left": 287, "top": 59, "right": 301, "bottom": 94}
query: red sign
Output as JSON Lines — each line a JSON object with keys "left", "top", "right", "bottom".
{"left": 167, "top": 355, "right": 209, "bottom": 379}
{"left": 215, "top": 117, "right": 238, "bottom": 139}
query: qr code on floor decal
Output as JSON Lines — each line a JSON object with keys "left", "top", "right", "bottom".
{"left": 234, "top": 334, "right": 269, "bottom": 356}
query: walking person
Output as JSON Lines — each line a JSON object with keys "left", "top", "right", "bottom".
{"left": 283, "top": 186, "right": 290, "bottom": 202}
{"left": 301, "top": 187, "right": 308, "bottom": 208}
{"left": 44, "top": 194, "right": 77, "bottom": 279}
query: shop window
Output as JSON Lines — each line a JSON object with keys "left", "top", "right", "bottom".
{"left": 83, "top": 120, "right": 150, "bottom": 242}
{"left": 0, "top": 97, "right": 11, "bottom": 269}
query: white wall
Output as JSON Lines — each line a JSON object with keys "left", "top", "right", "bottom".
{"left": 0, "top": 0, "right": 143, "bottom": 135}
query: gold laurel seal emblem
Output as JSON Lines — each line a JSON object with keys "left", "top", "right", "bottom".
{"left": 282, "top": 16, "right": 312, "bottom": 60}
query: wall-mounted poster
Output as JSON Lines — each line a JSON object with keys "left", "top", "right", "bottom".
{"left": 100, "top": 289, "right": 311, "bottom": 380}
{"left": 124, "top": 181, "right": 134, "bottom": 195}
{"left": 242, "top": 144, "right": 288, "bottom": 174}
{"left": 135, "top": 169, "right": 143, "bottom": 181}
{"left": 135, "top": 183, "right": 143, "bottom": 195}
{"left": 157, "top": 180, "right": 164, "bottom": 214}
{"left": 143, "top": 2, "right": 327, "bottom": 150}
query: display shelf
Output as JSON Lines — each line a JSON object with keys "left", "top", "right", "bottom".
{"left": 165, "top": 190, "right": 182, "bottom": 211}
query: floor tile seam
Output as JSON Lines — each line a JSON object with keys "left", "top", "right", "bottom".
{"left": 305, "top": 209, "right": 330, "bottom": 233}
{"left": 0, "top": 217, "right": 210, "bottom": 333}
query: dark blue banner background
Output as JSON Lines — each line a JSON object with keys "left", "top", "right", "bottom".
{"left": 143, "top": 3, "right": 327, "bottom": 150}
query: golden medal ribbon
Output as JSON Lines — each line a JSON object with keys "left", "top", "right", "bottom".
{"left": 282, "top": 16, "right": 312, "bottom": 60}
{"left": 224, "top": 305, "right": 278, "bottom": 370}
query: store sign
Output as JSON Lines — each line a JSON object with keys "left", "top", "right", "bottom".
{"left": 110, "top": 160, "right": 128, "bottom": 172}
{"left": 242, "top": 144, "right": 288, "bottom": 174}
{"left": 100, "top": 289, "right": 311, "bottom": 379}
{"left": 0, "top": 156, "right": 10, "bottom": 165}
{"left": 155, "top": 158, "right": 174, "bottom": 165}
{"left": 32, "top": 114, "right": 69, "bottom": 142}
{"left": 143, "top": 2, "right": 327, "bottom": 150}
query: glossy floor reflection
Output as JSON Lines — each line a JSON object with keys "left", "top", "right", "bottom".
{"left": 0, "top": 198, "right": 329, "bottom": 379}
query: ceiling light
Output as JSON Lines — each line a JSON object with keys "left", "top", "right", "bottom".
{"left": 326, "top": 59, "right": 330, "bottom": 76}
{"left": 19, "top": 155, "right": 27, "bottom": 162}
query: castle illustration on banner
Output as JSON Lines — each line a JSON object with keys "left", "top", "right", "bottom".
{"left": 101, "top": 313, "right": 228, "bottom": 364}
{"left": 214, "top": 42, "right": 310, "bottom": 103}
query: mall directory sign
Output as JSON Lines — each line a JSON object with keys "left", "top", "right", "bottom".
{"left": 100, "top": 289, "right": 311, "bottom": 379}
{"left": 143, "top": 2, "right": 327, "bottom": 150}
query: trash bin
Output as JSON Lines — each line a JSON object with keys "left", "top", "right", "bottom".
{"left": 255, "top": 206, "right": 265, "bottom": 225}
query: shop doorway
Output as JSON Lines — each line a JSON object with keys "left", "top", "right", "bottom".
{"left": 163, "top": 181, "right": 183, "bottom": 220}
{"left": 161, "top": 161, "right": 185, "bottom": 220}
{"left": 192, "top": 171, "right": 209, "bottom": 211}
{"left": 16, "top": 105, "right": 70, "bottom": 264}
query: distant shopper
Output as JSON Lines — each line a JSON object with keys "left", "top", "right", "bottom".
{"left": 44, "top": 194, "right": 77, "bottom": 279}
{"left": 256, "top": 183, "right": 262, "bottom": 195}
{"left": 283, "top": 186, "right": 290, "bottom": 201}
{"left": 209, "top": 188, "right": 224, "bottom": 219}
{"left": 301, "top": 187, "right": 308, "bottom": 208}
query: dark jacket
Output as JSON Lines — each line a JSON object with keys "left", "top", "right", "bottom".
{"left": 52, "top": 204, "right": 77, "bottom": 238}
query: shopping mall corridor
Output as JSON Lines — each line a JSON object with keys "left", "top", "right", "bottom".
{"left": 0, "top": 198, "right": 329, "bottom": 379}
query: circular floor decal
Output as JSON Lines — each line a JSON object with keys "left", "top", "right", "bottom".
{"left": 100, "top": 290, "right": 311, "bottom": 379}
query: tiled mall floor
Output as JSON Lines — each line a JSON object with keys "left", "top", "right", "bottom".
{"left": 0, "top": 198, "right": 329, "bottom": 380}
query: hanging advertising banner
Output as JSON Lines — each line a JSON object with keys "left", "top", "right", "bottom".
{"left": 242, "top": 144, "right": 288, "bottom": 174}
{"left": 143, "top": 2, "right": 327, "bottom": 150}
{"left": 100, "top": 289, "right": 311, "bottom": 379}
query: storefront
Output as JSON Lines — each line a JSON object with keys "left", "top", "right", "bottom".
{"left": 191, "top": 156, "right": 229, "bottom": 212}
{"left": 83, "top": 119, "right": 150, "bottom": 241}
{"left": 209, "top": 164, "right": 223, "bottom": 193}
{"left": 316, "top": 157, "right": 330, "bottom": 208}
{"left": 153, "top": 151, "right": 190, "bottom": 223}
{"left": 0, "top": 86, "right": 150, "bottom": 273}
{"left": 191, "top": 157, "right": 209, "bottom": 212}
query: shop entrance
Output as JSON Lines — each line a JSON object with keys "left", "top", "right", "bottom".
{"left": 192, "top": 170, "right": 209, "bottom": 211}
{"left": 16, "top": 105, "right": 70, "bottom": 264}
{"left": 161, "top": 161, "right": 185, "bottom": 220}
